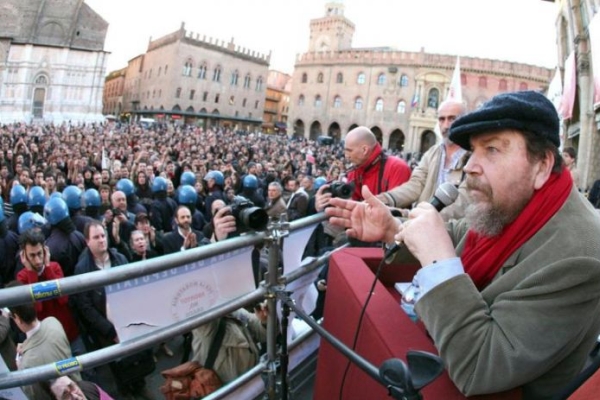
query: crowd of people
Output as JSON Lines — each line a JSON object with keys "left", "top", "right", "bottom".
{"left": 1, "top": 89, "right": 599, "bottom": 399}
{"left": 0, "top": 120, "right": 414, "bottom": 399}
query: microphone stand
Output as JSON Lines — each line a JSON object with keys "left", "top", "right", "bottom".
{"left": 280, "top": 294, "right": 442, "bottom": 399}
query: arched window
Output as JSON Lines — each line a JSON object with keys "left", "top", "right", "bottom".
{"left": 499, "top": 79, "right": 507, "bottom": 91}
{"left": 354, "top": 97, "right": 363, "bottom": 110}
{"left": 212, "top": 66, "right": 221, "bottom": 82}
{"left": 242, "top": 98, "right": 247, "bottom": 107}
{"left": 317, "top": 72, "right": 324, "bottom": 83}
{"left": 478, "top": 76, "right": 487, "bottom": 88}
{"left": 301, "top": 73, "right": 308, "bottom": 83}
{"left": 314, "top": 95, "right": 322, "bottom": 107}
{"left": 375, "top": 98, "right": 384, "bottom": 111}
{"left": 357, "top": 73, "right": 366, "bottom": 85}
{"left": 400, "top": 75, "right": 409, "bottom": 87}
{"left": 256, "top": 76, "right": 263, "bottom": 91}
{"left": 298, "top": 95, "right": 305, "bottom": 106}
{"left": 519, "top": 82, "right": 528, "bottom": 91}
{"left": 461, "top": 73, "right": 467, "bottom": 86}
{"left": 244, "top": 74, "right": 251, "bottom": 88}
{"left": 230, "top": 70, "right": 239, "bottom": 86}
{"left": 336, "top": 72, "right": 343, "bottom": 83}
{"left": 197, "top": 64, "right": 207, "bottom": 79}
{"left": 427, "top": 88, "right": 439, "bottom": 109}
{"left": 333, "top": 96, "right": 342, "bottom": 108}
{"left": 175, "top": 87, "right": 182, "bottom": 98}
{"left": 397, "top": 100, "right": 406, "bottom": 114}
{"left": 377, "top": 73, "right": 386, "bottom": 85}
{"left": 35, "top": 75, "right": 48, "bottom": 85}
{"left": 183, "top": 60, "right": 193, "bottom": 77}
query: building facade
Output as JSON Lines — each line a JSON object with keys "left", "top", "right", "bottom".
{"left": 552, "top": 0, "right": 600, "bottom": 190}
{"left": 0, "top": 0, "right": 108, "bottom": 124}
{"left": 262, "top": 70, "right": 291, "bottom": 133}
{"left": 289, "top": 2, "right": 553, "bottom": 155}
{"left": 102, "top": 67, "right": 126, "bottom": 117}
{"left": 116, "top": 23, "right": 269, "bottom": 131}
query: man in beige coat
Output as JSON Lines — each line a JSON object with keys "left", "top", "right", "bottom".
{"left": 325, "top": 91, "right": 600, "bottom": 399}
{"left": 378, "top": 99, "right": 470, "bottom": 221}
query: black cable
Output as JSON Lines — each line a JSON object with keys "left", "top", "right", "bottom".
{"left": 338, "top": 257, "right": 387, "bottom": 400}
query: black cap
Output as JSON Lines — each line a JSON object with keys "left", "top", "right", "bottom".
{"left": 449, "top": 91, "right": 560, "bottom": 150}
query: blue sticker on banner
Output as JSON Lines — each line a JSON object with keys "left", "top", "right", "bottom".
{"left": 55, "top": 357, "right": 82, "bottom": 375}
{"left": 31, "top": 281, "right": 61, "bottom": 301}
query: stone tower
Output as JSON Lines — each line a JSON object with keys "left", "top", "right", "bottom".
{"left": 308, "top": 1, "right": 355, "bottom": 52}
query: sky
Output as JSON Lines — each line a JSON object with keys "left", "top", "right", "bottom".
{"left": 85, "top": 0, "right": 559, "bottom": 75}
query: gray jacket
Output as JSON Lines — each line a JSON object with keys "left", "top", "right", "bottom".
{"left": 413, "top": 188, "right": 600, "bottom": 399}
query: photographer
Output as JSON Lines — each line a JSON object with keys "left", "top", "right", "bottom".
{"left": 315, "top": 126, "right": 411, "bottom": 212}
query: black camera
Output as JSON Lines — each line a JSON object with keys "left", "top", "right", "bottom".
{"left": 229, "top": 196, "right": 269, "bottom": 234}
{"left": 323, "top": 181, "right": 354, "bottom": 199}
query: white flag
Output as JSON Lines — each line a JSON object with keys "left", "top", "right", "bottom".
{"left": 446, "top": 57, "right": 462, "bottom": 102}
{"left": 101, "top": 147, "right": 109, "bottom": 170}
{"left": 546, "top": 67, "right": 563, "bottom": 112}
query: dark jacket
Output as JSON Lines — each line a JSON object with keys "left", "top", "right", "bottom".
{"left": 46, "top": 227, "right": 87, "bottom": 277}
{"left": 150, "top": 197, "right": 178, "bottom": 233}
{"left": 70, "top": 248, "right": 128, "bottom": 348}
{"left": 162, "top": 229, "right": 210, "bottom": 255}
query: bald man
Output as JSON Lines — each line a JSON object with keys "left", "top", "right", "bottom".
{"left": 378, "top": 100, "right": 470, "bottom": 220}
{"left": 317, "top": 126, "right": 410, "bottom": 207}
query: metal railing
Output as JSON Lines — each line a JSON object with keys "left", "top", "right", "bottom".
{"left": 0, "top": 213, "right": 333, "bottom": 398}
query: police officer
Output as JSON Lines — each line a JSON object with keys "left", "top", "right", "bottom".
{"left": 43, "top": 197, "right": 87, "bottom": 277}
{"left": 62, "top": 185, "right": 94, "bottom": 235}
{"left": 7, "top": 185, "right": 28, "bottom": 234}
{"left": 240, "top": 174, "right": 266, "bottom": 209}
{"left": 150, "top": 177, "right": 178, "bottom": 233}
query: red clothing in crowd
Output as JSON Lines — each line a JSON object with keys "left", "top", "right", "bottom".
{"left": 347, "top": 143, "right": 411, "bottom": 201}
{"left": 17, "top": 261, "right": 80, "bottom": 342}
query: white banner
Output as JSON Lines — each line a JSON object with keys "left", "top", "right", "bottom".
{"left": 547, "top": 67, "right": 563, "bottom": 111}
{"left": 106, "top": 247, "right": 255, "bottom": 341}
{"left": 282, "top": 223, "right": 318, "bottom": 273}
{"left": 589, "top": 12, "right": 600, "bottom": 108}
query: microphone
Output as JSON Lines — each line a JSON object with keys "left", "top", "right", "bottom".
{"left": 384, "top": 182, "right": 459, "bottom": 263}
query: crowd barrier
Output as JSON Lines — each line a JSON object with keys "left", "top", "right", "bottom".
{"left": 0, "top": 212, "right": 332, "bottom": 399}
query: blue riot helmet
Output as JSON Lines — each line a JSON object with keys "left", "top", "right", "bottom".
{"left": 83, "top": 188, "right": 101, "bottom": 208}
{"left": 203, "top": 170, "right": 224, "bottom": 186}
{"left": 62, "top": 185, "right": 83, "bottom": 210}
{"left": 44, "top": 197, "right": 70, "bottom": 225}
{"left": 314, "top": 177, "right": 327, "bottom": 191}
{"left": 18, "top": 211, "right": 47, "bottom": 234}
{"left": 10, "top": 185, "right": 27, "bottom": 206}
{"left": 242, "top": 174, "right": 258, "bottom": 190}
{"left": 50, "top": 192, "right": 63, "bottom": 199}
{"left": 0, "top": 198, "right": 4, "bottom": 223}
{"left": 177, "top": 185, "right": 198, "bottom": 206}
{"left": 116, "top": 179, "right": 135, "bottom": 197}
{"left": 27, "top": 186, "right": 47, "bottom": 208}
{"left": 152, "top": 176, "right": 168, "bottom": 193}
{"left": 180, "top": 171, "right": 196, "bottom": 187}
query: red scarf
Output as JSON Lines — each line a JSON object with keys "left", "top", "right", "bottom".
{"left": 462, "top": 168, "right": 572, "bottom": 290}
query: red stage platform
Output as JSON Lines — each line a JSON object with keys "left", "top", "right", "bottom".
{"left": 314, "top": 247, "right": 520, "bottom": 400}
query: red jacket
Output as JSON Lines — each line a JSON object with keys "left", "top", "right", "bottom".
{"left": 347, "top": 143, "right": 411, "bottom": 201}
{"left": 17, "top": 261, "right": 80, "bottom": 342}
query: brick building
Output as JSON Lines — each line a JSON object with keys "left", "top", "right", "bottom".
{"left": 115, "top": 22, "right": 269, "bottom": 131}
{"left": 102, "top": 67, "right": 126, "bottom": 117}
{"left": 262, "top": 70, "right": 291, "bottom": 134}
{"left": 289, "top": 2, "right": 553, "bottom": 155}
{"left": 0, "top": 0, "right": 108, "bottom": 124}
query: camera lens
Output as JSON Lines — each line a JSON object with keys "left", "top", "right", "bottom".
{"left": 239, "top": 207, "right": 268, "bottom": 231}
